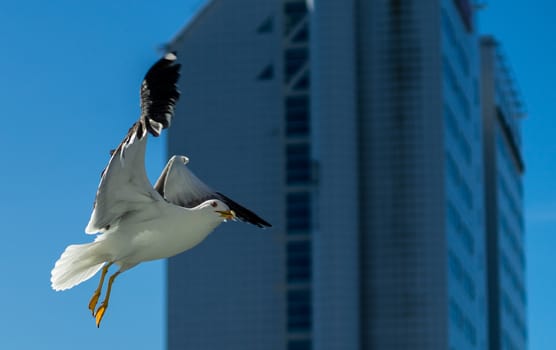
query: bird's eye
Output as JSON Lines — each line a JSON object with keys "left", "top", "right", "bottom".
{"left": 210, "top": 201, "right": 217, "bottom": 208}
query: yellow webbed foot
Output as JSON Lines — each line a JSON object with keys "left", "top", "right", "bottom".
{"left": 88, "top": 290, "right": 101, "bottom": 316}
{"left": 93, "top": 270, "right": 120, "bottom": 328}
{"left": 95, "top": 302, "right": 108, "bottom": 328}
{"left": 89, "top": 262, "right": 113, "bottom": 317}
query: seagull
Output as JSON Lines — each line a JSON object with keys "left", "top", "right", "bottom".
{"left": 50, "top": 52, "right": 271, "bottom": 327}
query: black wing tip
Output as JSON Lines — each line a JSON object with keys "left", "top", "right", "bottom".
{"left": 257, "top": 222, "right": 272, "bottom": 228}
{"left": 140, "top": 52, "right": 182, "bottom": 137}
{"left": 253, "top": 217, "right": 272, "bottom": 228}
{"left": 243, "top": 215, "right": 272, "bottom": 229}
{"left": 146, "top": 51, "right": 180, "bottom": 76}
{"left": 215, "top": 192, "right": 272, "bottom": 229}
{"left": 248, "top": 218, "right": 272, "bottom": 229}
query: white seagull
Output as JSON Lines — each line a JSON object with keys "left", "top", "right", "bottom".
{"left": 50, "top": 52, "right": 271, "bottom": 327}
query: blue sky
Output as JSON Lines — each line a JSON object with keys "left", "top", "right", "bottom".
{"left": 0, "top": 0, "right": 204, "bottom": 348}
{"left": 0, "top": 0, "right": 554, "bottom": 349}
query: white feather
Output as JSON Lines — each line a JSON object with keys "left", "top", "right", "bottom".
{"left": 50, "top": 242, "right": 105, "bottom": 291}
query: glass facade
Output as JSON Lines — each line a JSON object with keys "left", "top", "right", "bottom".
{"left": 286, "top": 143, "right": 311, "bottom": 184}
{"left": 285, "top": 96, "right": 310, "bottom": 136}
{"left": 283, "top": 1, "right": 312, "bottom": 349}
{"left": 442, "top": 0, "right": 484, "bottom": 349}
{"left": 481, "top": 37, "right": 527, "bottom": 350}
{"left": 166, "top": 1, "right": 526, "bottom": 349}
{"left": 495, "top": 124, "right": 527, "bottom": 348}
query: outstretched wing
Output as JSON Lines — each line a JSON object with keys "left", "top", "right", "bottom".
{"left": 85, "top": 53, "right": 181, "bottom": 234}
{"left": 154, "top": 155, "right": 272, "bottom": 228}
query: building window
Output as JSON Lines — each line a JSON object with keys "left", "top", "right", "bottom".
{"left": 449, "top": 250, "right": 476, "bottom": 301}
{"left": 284, "top": 1, "right": 307, "bottom": 35}
{"left": 292, "top": 22, "right": 309, "bottom": 43}
{"left": 287, "top": 192, "right": 311, "bottom": 232}
{"left": 449, "top": 298, "right": 477, "bottom": 346}
{"left": 443, "top": 57, "right": 470, "bottom": 120}
{"left": 293, "top": 71, "right": 310, "bottom": 91}
{"left": 499, "top": 215, "right": 526, "bottom": 269}
{"left": 288, "top": 339, "right": 311, "bottom": 350}
{"left": 447, "top": 201, "right": 474, "bottom": 255}
{"left": 286, "top": 95, "right": 309, "bottom": 136}
{"left": 286, "top": 143, "right": 311, "bottom": 184}
{"left": 285, "top": 47, "right": 308, "bottom": 82}
{"left": 446, "top": 153, "right": 473, "bottom": 210}
{"left": 453, "top": 0, "right": 473, "bottom": 32}
{"left": 287, "top": 240, "right": 311, "bottom": 283}
{"left": 442, "top": 10, "right": 469, "bottom": 76}
{"left": 444, "top": 104, "right": 472, "bottom": 165}
{"left": 287, "top": 289, "right": 311, "bottom": 332}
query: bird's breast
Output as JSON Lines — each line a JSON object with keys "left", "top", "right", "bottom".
{"left": 114, "top": 204, "right": 223, "bottom": 264}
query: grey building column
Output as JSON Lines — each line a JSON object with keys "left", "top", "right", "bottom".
{"left": 309, "top": 0, "right": 361, "bottom": 349}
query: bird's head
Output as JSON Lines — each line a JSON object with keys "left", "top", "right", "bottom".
{"left": 205, "top": 199, "right": 236, "bottom": 221}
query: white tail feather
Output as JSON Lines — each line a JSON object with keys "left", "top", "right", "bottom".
{"left": 51, "top": 242, "right": 106, "bottom": 291}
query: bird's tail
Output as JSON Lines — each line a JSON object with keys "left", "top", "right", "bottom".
{"left": 51, "top": 242, "right": 106, "bottom": 291}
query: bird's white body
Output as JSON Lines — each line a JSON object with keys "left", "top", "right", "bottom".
{"left": 51, "top": 199, "right": 228, "bottom": 291}
{"left": 96, "top": 200, "right": 225, "bottom": 268}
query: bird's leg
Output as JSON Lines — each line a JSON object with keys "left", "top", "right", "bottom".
{"left": 88, "top": 262, "right": 113, "bottom": 316}
{"left": 95, "top": 270, "right": 121, "bottom": 328}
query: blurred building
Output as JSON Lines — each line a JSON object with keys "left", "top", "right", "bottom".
{"left": 480, "top": 36, "right": 527, "bottom": 350}
{"left": 165, "top": 0, "right": 525, "bottom": 349}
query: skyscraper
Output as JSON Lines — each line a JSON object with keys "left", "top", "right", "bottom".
{"left": 480, "top": 36, "right": 527, "bottom": 350}
{"left": 165, "top": 1, "right": 526, "bottom": 349}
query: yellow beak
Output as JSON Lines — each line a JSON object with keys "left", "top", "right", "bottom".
{"left": 215, "top": 210, "right": 236, "bottom": 221}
